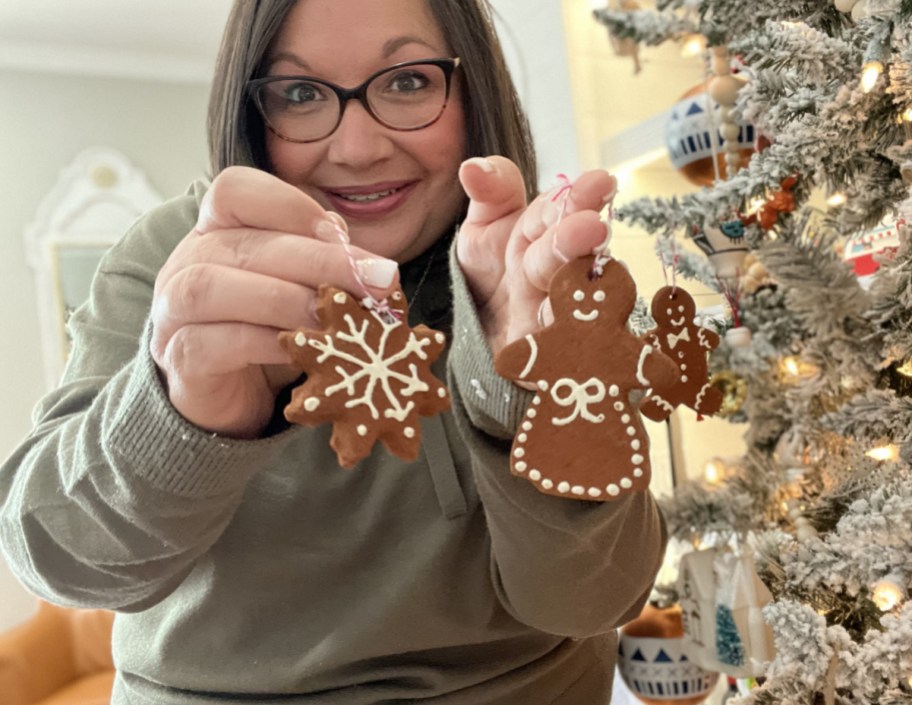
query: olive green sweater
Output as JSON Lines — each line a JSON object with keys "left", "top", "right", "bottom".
{"left": 0, "top": 181, "right": 666, "bottom": 704}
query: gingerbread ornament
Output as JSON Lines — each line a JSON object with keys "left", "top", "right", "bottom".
{"left": 639, "top": 286, "right": 723, "bottom": 421}
{"left": 278, "top": 286, "right": 450, "bottom": 468}
{"left": 494, "top": 256, "right": 679, "bottom": 501}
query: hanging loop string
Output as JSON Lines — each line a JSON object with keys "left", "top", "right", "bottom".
{"left": 333, "top": 223, "right": 402, "bottom": 324}
{"left": 661, "top": 239, "right": 680, "bottom": 295}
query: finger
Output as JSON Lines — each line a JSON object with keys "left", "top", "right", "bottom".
{"left": 159, "top": 231, "right": 400, "bottom": 301}
{"left": 536, "top": 170, "right": 618, "bottom": 232}
{"left": 151, "top": 264, "right": 319, "bottom": 356}
{"left": 156, "top": 322, "right": 293, "bottom": 379}
{"left": 458, "top": 156, "right": 527, "bottom": 226}
{"left": 523, "top": 210, "right": 609, "bottom": 292}
{"left": 196, "top": 166, "right": 331, "bottom": 237}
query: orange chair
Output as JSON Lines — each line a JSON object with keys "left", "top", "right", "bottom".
{"left": 0, "top": 601, "right": 115, "bottom": 705}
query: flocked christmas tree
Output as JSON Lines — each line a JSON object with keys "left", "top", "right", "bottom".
{"left": 593, "top": 1, "right": 912, "bottom": 703}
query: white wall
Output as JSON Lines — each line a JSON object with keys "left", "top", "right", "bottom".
{"left": 0, "top": 70, "right": 211, "bottom": 629}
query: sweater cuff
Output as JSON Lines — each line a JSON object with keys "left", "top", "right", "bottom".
{"left": 447, "top": 233, "right": 534, "bottom": 440}
{"left": 104, "top": 320, "right": 295, "bottom": 498}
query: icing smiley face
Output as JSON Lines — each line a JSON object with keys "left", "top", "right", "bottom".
{"left": 571, "top": 288, "right": 608, "bottom": 322}
{"left": 551, "top": 257, "right": 634, "bottom": 328}
{"left": 652, "top": 287, "right": 697, "bottom": 329}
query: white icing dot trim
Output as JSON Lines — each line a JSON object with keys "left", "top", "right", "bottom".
{"left": 357, "top": 425, "right": 368, "bottom": 436}
{"left": 404, "top": 427, "right": 416, "bottom": 439}
{"left": 518, "top": 433, "right": 528, "bottom": 443}
{"left": 621, "top": 414, "right": 631, "bottom": 424}
{"left": 514, "top": 448, "right": 525, "bottom": 458}
{"left": 557, "top": 481, "right": 570, "bottom": 493}
{"left": 620, "top": 478, "right": 633, "bottom": 489}
{"left": 516, "top": 461, "right": 527, "bottom": 473}
{"left": 522, "top": 421, "right": 533, "bottom": 431}
{"left": 609, "top": 385, "right": 620, "bottom": 397}
{"left": 626, "top": 427, "right": 636, "bottom": 436}
{"left": 529, "top": 470, "right": 542, "bottom": 481}
{"left": 588, "top": 487, "right": 602, "bottom": 498}
{"left": 572, "top": 486, "right": 585, "bottom": 496}
{"left": 542, "top": 479, "right": 553, "bottom": 489}
{"left": 631, "top": 440, "right": 641, "bottom": 450}
{"left": 632, "top": 453, "right": 644, "bottom": 465}
{"left": 633, "top": 468, "right": 644, "bottom": 478}
{"left": 333, "top": 292, "right": 346, "bottom": 304}
{"left": 304, "top": 397, "right": 320, "bottom": 411}
{"left": 606, "top": 484, "right": 620, "bottom": 496}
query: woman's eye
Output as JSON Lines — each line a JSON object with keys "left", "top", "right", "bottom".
{"left": 283, "top": 82, "right": 325, "bottom": 104}
{"left": 386, "top": 70, "right": 430, "bottom": 93}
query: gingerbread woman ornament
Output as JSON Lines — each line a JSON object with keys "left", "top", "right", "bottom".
{"left": 278, "top": 286, "right": 450, "bottom": 468}
{"left": 639, "top": 286, "right": 722, "bottom": 421}
{"left": 494, "top": 256, "right": 679, "bottom": 501}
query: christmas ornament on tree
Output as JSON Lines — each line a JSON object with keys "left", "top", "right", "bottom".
{"left": 691, "top": 219, "right": 750, "bottom": 284}
{"left": 709, "top": 370, "right": 748, "bottom": 418}
{"left": 618, "top": 602, "right": 720, "bottom": 705}
{"left": 677, "top": 549, "right": 774, "bottom": 678}
{"left": 665, "top": 81, "right": 755, "bottom": 187}
{"left": 640, "top": 286, "right": 723, "bottom": 420}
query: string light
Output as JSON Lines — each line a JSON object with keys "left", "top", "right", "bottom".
{"left": 680, "top": 33, "right": 706, "bottom": 58}
{"left": 860, "top": 61, "right": 883, "bottom": 93}
{"left": 826, "top": 192, "right": 847, "bottom": 207}
{"left": 865, "top": 444, "right": 900, "bottom": 462}
{"left": 897, "top": 359, "right": 912, "bottom": 378}
{"left": 704, "top": 458, "right": 725, "bottom": 484}
{"left": 860, "top": 35, "right": 889, "bottom": 94}
{"left": 871, "top": 575, "right": 906, "bottom": 611}
{"left": 903, "top": 106, "right": 912, "bottom": 123}
{"left": 779, "top": 355, "right": 818, "bottom": 382}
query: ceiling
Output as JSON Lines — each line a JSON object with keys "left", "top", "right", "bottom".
{"left": 0, "top": 0, "right": 232, "bottom": 82}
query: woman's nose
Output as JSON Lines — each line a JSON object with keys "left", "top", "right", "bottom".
{"left": 326, "top": 100, "right": 395, "bottom": 168}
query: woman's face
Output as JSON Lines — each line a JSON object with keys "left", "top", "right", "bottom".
{"left": 264, "top": 0, "right": 467, "bottom": 262}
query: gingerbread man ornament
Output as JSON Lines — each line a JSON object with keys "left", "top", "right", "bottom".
{"left": 639, "top": 286, "right": 722, "bottom": 421}
{"left": 278, "top": 286, "right": 450, "bottom": 468}
{"left": 494, "top": 256, "right": 679, "bottom": 501}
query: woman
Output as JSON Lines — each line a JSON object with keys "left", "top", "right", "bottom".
{"left": 0, "top": 1, "right": 666, "bottom": 703}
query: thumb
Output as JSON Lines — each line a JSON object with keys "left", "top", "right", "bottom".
{"left": 458, "top": 156, "right": 527, "bottom": 226}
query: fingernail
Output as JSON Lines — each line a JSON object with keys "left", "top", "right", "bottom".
{"left": 463, "top": 157, "right": 496, "bottom": 173}
{"left": 357, "top": 257, "right": 398, "bottom": 288}
{"left": 316, "top": 214, "right": 348, "bottom": 242}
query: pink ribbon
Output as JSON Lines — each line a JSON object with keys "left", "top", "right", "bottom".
{"left": 333, "top": 223, "right": 402, "bottom": 323}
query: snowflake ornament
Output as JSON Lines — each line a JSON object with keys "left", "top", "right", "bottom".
{"left": 278, "top": 285, "right": 450, "bottom": 468}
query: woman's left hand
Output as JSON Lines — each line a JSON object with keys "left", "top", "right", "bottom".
{"left": 456, "top": 156, "right": 617, "bottom": 355}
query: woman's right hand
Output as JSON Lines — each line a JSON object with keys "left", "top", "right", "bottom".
{"left": 150, "top": 167, "right": 400, "bottom": 439}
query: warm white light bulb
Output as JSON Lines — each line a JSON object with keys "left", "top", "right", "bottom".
{"left": 871, "top": 576, "right": 906, "bottom": 611}
{"left": 903, "top": 107, "right": 912, "bottom": 123}
{"left": 866, "top": 444, "right": 899, "bottom": 462}
{"left": 782, "top": 356, "right": 801, "bottom": 377}
{"left": 826, "top": 193, "right": 847, "bottom": 207}
{"left": 704, "top": 459, "right": 724, "bottom": 484}
{"left": 680, "top": 34, "right": 706, "bottom": 58}
{"left": 860, "top": 61, "right": 883, "bottom": 93}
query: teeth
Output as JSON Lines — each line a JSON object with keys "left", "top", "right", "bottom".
{"left": 338, "top": 187, "right": 399, "bottom": 202}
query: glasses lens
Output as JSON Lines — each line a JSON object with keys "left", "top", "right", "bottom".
{"left": 366, "top": 63, "right": 449, "bottom": 130}
{"left": 255, "top": 78, "right": 341, "bottom": 141}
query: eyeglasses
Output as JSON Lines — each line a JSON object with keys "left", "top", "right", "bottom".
{"left": 247, "top": 57, "right": 461, "bottom": 143}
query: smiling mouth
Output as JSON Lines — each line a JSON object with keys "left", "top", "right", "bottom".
{"left": 671, "top": 317, "right": 685, "bottom": 326}
{"left": 573, "top": 309, "right": 599, "bottom": 321}
{"left": 332, "top": 186, "right": 407, "bottom": 202}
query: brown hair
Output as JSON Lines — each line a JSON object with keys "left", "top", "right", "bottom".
{"left": 206, "top": 0, "right": 538, "bottom": 200}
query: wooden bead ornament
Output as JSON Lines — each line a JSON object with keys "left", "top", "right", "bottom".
{"left": 709, "top": 45, "right": 747, "bottom": 180}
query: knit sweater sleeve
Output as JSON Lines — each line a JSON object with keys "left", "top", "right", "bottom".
{"left": 446, "top": 239, "right": 667, "bottom": 639}
{"left": 0, "top": 183, "right": 293, "bottom": 612}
